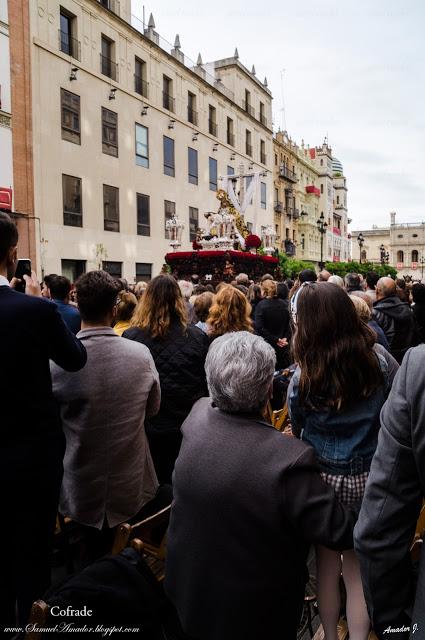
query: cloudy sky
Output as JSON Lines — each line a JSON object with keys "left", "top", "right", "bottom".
{"left": 132, "top": 0, "right": 425, "bottom": 229}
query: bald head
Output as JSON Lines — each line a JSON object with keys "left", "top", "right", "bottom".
{"left": 376, "top": 277, "right": 396, "bottom": 300}
{"left": 318, "top": 270, "right": 331, "bottom": 282}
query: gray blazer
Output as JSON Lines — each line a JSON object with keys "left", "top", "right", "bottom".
{"left": 51, "top": 327, "right": 160, "bottom": 529}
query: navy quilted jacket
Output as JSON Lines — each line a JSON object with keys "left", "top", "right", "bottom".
{"left": 124, "top": 320, "right": 209, "bottom": 432}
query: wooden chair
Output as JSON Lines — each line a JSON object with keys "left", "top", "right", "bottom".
{"left": 112, "top": 505, "right": 172, "bottom": 582}
{"left": 264, "top": 401, "right": 290, "bottom": 432}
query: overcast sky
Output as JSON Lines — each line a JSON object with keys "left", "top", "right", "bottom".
{"left": 132, "top": 0, "right": 425, "bottom": 229}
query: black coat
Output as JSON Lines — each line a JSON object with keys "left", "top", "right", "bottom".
{"left": 123, "top": 321, "right": 209, "bottom": 432}
{"left": 373, "top": 296, "right": 417, "bottom": 362}
{"left": 254, "top": 297, "right": 291, "bottom": 368}
{"left": 354, "top": 345, "right": 425, "bottom": 639}
{"left": 165, "top": 398, "right": 359, "bottom": 640}
{"left": 413, "top": 303, "right": 425, "bottom": 343}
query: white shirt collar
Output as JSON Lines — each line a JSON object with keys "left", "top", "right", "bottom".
{"left": 0, "top": 275, "right": 10, "bottom": 287}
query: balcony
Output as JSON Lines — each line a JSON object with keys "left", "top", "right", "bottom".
{"left": 243, "top": 101, "right": 255, "bottom": 117}
{"left": 306, "top": 185, "right": 321, "bottom": 196}
{"left": 284, "top": 239, "right": 296, "bottom": 257}
{"left": 187, "top": 106, "right": 198, "bottom": 126}
{"left": 58, "top": 30, "right": 81, "bottom": 60}
{"left": 279, "top": 165, "right": 297, "bottom": 182}
{"left": 246, "top": 143, "right": 253, "bottom": 157}
{"left": 259, "top": 113, "right": 267, "bottom": 127}
{"left": 260, "top": 152, "right": 267, "bottom": 165}
{"left": 98, "top": 0, "right": 120, "bottom": 16}
{"left": 134, "top": 75, "right": 149, "bottom": 98}
{"left": 333, "top": 227, "right": 342, "bottom": 236}
{"left": 335, "top": 203, "right": 346, "bottom": 210}
{"left": 100, "top": 54, "right": 118, "bottom": 80}
{"left": 163, "top": 92, "right": 175, "bottom": 112}
{"left": 293, "top": 209, "right": 300, "bottom": 220}
{"left": 274, "top": 201, "right": 283, "bottom": 213}
{"left": 227, "top": 132, "right": 235, "bottom": 146}
{"left": 209, "top": 120, "right": 217, "bottom": 137}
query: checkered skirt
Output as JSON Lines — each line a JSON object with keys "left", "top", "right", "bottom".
{"left": 320, "top": 471, "right": 369, "bottom": 505}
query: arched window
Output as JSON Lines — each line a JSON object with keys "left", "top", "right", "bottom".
{"left": 412, "top": 249, "right": 419, "bottom": 262}
{"left": 361, "top": 250, "right": 367, "bottom": 261}
{"left": 397, "top": 250, "right": 404, "bottom": 263}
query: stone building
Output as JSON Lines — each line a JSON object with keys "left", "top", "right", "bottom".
{"left": 9, "top": 0, "right": 274, "bottom": 281}
{"left": 0, "top": 0, "right": 13, "bottom": 213}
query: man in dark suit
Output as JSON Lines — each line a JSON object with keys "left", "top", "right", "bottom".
{"left": 0, "top": 212, "right": 87, "bottom": 627}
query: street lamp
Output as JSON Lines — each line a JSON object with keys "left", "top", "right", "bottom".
{"left": 316, "top": 212, "right": 328, "bottom": 270}
{"left": 420, "top": 256, "right": 425, "bottom": 281}
{"left": 379, "top": 243, "right": 386, "bottom": 265}
{"left": 357, "top": 233, "right": 365, "bottom": 263}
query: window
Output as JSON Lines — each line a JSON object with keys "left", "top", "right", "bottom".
{"left": 102, "top": 261, "right": 122, "bottom": 278}
{"left": 102, "top": 107, "right": 118, "bottom": 157}
{"left": 163, "top": 136, "right": 175, "bottom": 177}
{"left": 209, "top": 157, "right": 217, "bottom": 191}
{"left": 62, "top": 174, "right": 82, "bottom": 227}
{"left": 208, "top": 105, "right": 217, "bottom": 136}
{"left": 260, "top": 182, "right": 267, "bottom": 209}
{"left": 274, "top": 154, "right": 277, "bottom": 165}
{"left": 246, "top": 222, "right": 253, "bottom": 233}
{"left": 274, "top": 187, "right": 279, "bottom": 204}
{"left": 61, "top": 259, "right": 85, "bottom": 282}
{"left": 61, "top": 88, "right": 80, "bottom": 144}
{"left": 336, "top": 195, "right": 340, "bottom": 204}
{"left": 227, "top": 117, "right": 234, "bottom": 146}
{"left": 259, "top": 101, "right": 266, "bottom": 126}
{"left": 244, "top": 89, "right": 252, "bottom": 115}
{"left": 59, "top": 9, "right": 79, "bottom": 59}
{"left": 397, "top": 250, "right": 404, "bottom": 263}
{"left": 164, "top": 200, "right": 175, "bottom": 238}
{"left": 188, "top": 92, "right": 197, "bottom": 125}
{"left": 260, "top": 139, "right": 266, "bottom": 165}
{"left": 320, "top": 184, "right": 323, "bottom": 194}
{"left": 134, "top": 57, "right": 148, "bottom": 98}
{"left": 163, "top": 75, "right": 174, "bottom": 111}
{"left": 188, "top": 147, "right": 198, "bottom": 185}
{"left": 103, "top": 184, "right": 119, "bottom": 232}
{"left": 412, "top": 250, "right": 419, "bottom": 262}
{"left": 136, "top": 263, "right": 152, "bottom": 283}
{"left": 246, "top": 130, "right": 252, "bottom": 156}
{"left": 136, "top": 193, "right": 150, "bottom": 236}
{"left": 135, "top": 123, "right": 149, "bottom": 168}
{"left": 227, "top": 165, "right": 235, "bottom": 176}
{"left": 100, "top": 36, "right": 117, "bottom": 80}
{"left": 189, "top": 206, "right": 199, "bottom": 241}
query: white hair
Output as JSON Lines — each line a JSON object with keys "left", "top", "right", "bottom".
{"left": 205, "top": 332, "right": 276, "bottom": 414}
{"left": 328, "top": 275, "right": 344, "bottom": 288}
{"left": 178, "top": 279, "right": 193, "bottom": 299}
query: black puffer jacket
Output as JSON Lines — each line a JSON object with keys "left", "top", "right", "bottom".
{"left": 124, "top": 320, "right": 209, "bottom": 432}
{"left": 372, "top": 296, "right": 417, "bottom": 363}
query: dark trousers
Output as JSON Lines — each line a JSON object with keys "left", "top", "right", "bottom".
{"left": 0, "top": 439, "right": 64, "bottom": 629}
{"left": 146, "top": 427, "right": 183, "bottom": 485}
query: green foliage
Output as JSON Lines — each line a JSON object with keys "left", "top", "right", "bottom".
{"left": 278, "top": 253, "right": 316, "bottom": 279}
{"left": 324, "top": 261, "right": 397, "bottom": 279}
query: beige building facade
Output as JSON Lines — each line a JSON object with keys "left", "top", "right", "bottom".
{"left": 352, "top": 211, "right": 425, "bottom": 279}
{"left": 11, "top": 0, "right": 274, "bottom": 281}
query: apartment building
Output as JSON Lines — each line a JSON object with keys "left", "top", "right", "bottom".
{"left": 0, "top": 0, "right": 13, "bottom": 213}
{"left": 9, "top": 0, "right": 274, "bottom": 281}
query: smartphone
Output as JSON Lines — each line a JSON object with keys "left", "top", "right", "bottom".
{"left": 14, "top": 258, "right": 32, "bottom": 293}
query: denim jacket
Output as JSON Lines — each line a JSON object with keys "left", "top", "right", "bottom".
{"left": 287, "top": 355, "right": 389, "bottom": 475}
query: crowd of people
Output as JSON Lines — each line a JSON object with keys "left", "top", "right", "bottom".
{"left": 1, "top": 208, "right": 425, "bottom": 640}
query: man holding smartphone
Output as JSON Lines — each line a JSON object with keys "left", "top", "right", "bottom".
{"left": 0, "top": 212, "right": 87, "bottom": 628}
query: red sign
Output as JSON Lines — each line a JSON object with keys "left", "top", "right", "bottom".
{"left": 333, "top": 227, "right": 341, "bottom": 236}
{"left": 333, "top": 256, "right": 341, "bottom": 262}
{"left": 412, "top": 262, "right": 418, "bottom": 270}
{"left": 0, "top": 187, "right": 12, "bottom": 211}
{"left": 396, "top": 262, "right": 404, "bottom": 269}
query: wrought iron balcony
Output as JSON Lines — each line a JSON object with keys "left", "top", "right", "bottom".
{"left": 260, "top": 152, "right": 267, "bottom": 165}
{"left": 209, "top": 120, "right": 217, "bottom": 136}
{"left": 259, "top": 113, "right": 267, "bottom": 127}
{"left": 274, "top": 201, "right": 283, "bottom": 213}
{"left": 163, "top": 92, "right": 175, "bottom": 112}
{"left": 58, "top": 30, "right": 80, "bottom": 60}
{"left": 243, "top": 101, "right": 255, "bottom": 117}
{"left": 293, "top": 209, "right": 300, "bottom": 220}
{"left": 134, "top": 75, "right": 149, "bottom": 98}
{"left": 187, "top": 106, "right": 198, "bottom": 126}
{"left": 227, "top": 132, "right": 235, "bottom": 146}
{"left": 100, "top": 54, "right": 118, "bottom": 81}
{"left": 279, "top": 165, "right": 297, "bottom": 182}
{"left": 246, "top": 143, "right": 253, "bottom": 157}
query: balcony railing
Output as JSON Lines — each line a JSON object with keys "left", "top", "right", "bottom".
{"left": 163, "top": 92, "right": 175, "bottom": 112}
{"left": 58, "top": 30, "right": 81, "bottom": 60}
{"left": 293, "top": 209, "right": 300, "bottom": 220}
{"left": 134, "top": 75, "right": 149, "bottom": 98}
{"left": 208, "top": 120, "right": 217, "bottom": 137}
{"left": 335, "top": 203, "right": 346, "bottom": 210}
{"left": 98, "top": 0, "right": 120, "bottom": 16}
{"left": 259, "top": 113, "right": 267, "bottom": 127}
{"left": 284, "top": 239, "right": 296, "bottom": 256}
{"left": 260, "top": 152, "right": 267, "bottom": 165}
{"left": 187, "top": 106, "right": 198, "bottom": 126}
{"left": 274, "top": 201, "right": 283, "bottom": 213}
{"left": 100, "top": 54, "right": 118, "bottom": 81}
{"left": 243, "top": 101, "right": 255, "bottom": 117}
{"left": 279, "top": 165, "right": 297, "bottom": 182}
{"left": 246, "top": 143, "right": 253, "bottom": 157}
{"left": 227, "top": 132, "right": 235, "bottom": 146}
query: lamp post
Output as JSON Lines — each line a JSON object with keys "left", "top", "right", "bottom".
{"left": 316, "top": 212, "right": 328, "bottom": 270}
{"left": 357, "top": 233, "right": 364, "bottom": 263}
{"left": 379, "top": 243, "right": 386, "bottom": 265}
{"left": 420, "top": 256, "right": 425, "bottom": 281}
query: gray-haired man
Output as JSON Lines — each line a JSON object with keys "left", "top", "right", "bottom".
{"left": 165, "top": 331, "right": 359, "bottom": 640}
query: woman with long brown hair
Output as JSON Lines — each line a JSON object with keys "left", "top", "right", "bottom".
{"left": 288, "top": 282, "right": 389, "bottom": 640}
{"left": 207, "top": 285, "right": 253, "bottom": 340}
{"left": 124, "top": 275, "right": 209, "bottom": 483}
